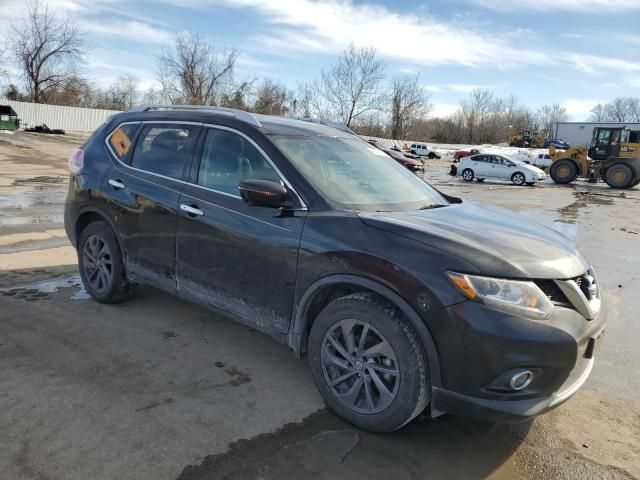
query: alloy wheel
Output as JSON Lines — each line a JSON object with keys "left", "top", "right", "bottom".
{"left": 82, "top": 234, "right": 113, "bottom": 293}
{"left": 321, "top": 319, "right": 400, "bottom": 414}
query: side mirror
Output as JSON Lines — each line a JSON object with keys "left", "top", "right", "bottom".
{"left": 238, "top": 179, "right": 289, "bottom": 208}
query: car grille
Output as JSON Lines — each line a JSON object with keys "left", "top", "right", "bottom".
{"left": 536, "top": 280, "right": 572, "bottom": 306}
{"left": 536, "top": 272, "right": 598, "bottom": 313}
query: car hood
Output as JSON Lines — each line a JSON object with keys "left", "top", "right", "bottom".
{"left": 357, "top": 201, "right": 588, "bottom": 279}
{"left": 520, "top": 163, "right": 545, "bottom": 175}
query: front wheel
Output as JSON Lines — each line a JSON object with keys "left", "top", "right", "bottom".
{"left": 308, "top": 293, "right": 429, "bottom": 432}
{"left": 512, "top": 172, "right": 526, "bottom": 185}
{"left": 550, "top": 159, "right": 578, "bottom": 184}
{"left": 462, "top": 168, "right": 474, "bottom": 181}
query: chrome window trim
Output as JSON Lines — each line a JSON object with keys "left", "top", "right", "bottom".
{"left": 104, "top": 120, "right": 202, "bottom": 186}
{"left": 104, "top": 120, "right": 308, "bottom": 211}
{"left": 197, "top": 123, "right": 308, "bottom": 210}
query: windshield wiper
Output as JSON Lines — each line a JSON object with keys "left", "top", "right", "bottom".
{"left": 418, "top": 204, "right": 447, "bottom": 210}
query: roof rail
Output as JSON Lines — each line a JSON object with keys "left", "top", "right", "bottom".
{"left": 128, "top": 105, "right": 262, "bottom": 128}
{"left": 287, "top": 116, "right": 357, "bottom": 136}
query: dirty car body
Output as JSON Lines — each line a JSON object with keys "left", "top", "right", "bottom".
{"left": 64, "top": 107, "right": 607, "bottom": 431}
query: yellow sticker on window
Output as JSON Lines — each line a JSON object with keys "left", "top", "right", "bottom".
{"left": 110, "top": 127, "right": 132, "bottom": 157}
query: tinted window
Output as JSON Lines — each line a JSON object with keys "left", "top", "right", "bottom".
{"left": 109, "top": 123, "right": 138, "bottom": 160}
{"left": 130, "top": 124, "right": 198, "bottom": 179}
{"left": 198, "top": 128, "right": 281, "bottom": 196}
{"left": 473, "top": 155, "right": 486, "bottom": 162}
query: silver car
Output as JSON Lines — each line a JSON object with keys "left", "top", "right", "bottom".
{"left": 458, "top": 153, "right": 546, "bottom": 185}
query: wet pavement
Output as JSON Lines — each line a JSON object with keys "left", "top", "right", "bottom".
{"left": 1, "top": 132, "right": 639, "bottom": 480}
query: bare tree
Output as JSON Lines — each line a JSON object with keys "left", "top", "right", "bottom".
{"left": 294, "top": 80, "right": 326, "bottom": 118}
{"left": 158, "top": 32, "right": 238, "bottom": 105}
{"left": 460, "top": 89, "right": 495, "bottom": 143}
{"left": 112, "top": 73, "right": 139, "bottom": 109}
{"left": 605, "top": 97, "right": 634, "bottom": 122}
{"left": 11, "top": 0, "right": 84, "bottom": 103}
{"left": 536, "top": 103, "right": 568, "bottom": 139}
{"left": 251, "top": 79, "right": 291, "bottom": 115}
{"left": 589, "top": 103, "right": 607, "bottom": 122}
{"left": 389, "top": 74, "right": 430, "bottom": 139}
{"left": 220, "top": 79, "right": 253, "bottom": 110}
{"left": 321, "top": 44, "right": 385, "bottom": 128}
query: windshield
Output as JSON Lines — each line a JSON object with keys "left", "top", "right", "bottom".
{"left": 272, "top": 135, "right": 448, "bottom": 211}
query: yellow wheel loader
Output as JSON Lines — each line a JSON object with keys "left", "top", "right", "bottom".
{"left": 509, "top": 130, "right": 545, "bottom": 148}
{"left": 549, "top": 127, "right": 640, "bottom": 189}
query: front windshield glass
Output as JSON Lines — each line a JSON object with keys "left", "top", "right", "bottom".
{"left": 272, "top": 135, "right": 448, "bottom": 211}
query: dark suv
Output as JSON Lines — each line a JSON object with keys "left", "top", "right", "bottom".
{"left": 65, "top": 106, "right": 606, "bottom": 432}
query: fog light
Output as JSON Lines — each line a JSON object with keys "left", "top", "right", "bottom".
{"left": 509, "top": 370, "right": 534, "bottom": 390}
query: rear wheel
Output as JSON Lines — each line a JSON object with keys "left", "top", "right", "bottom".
{"left": 308, "top": 293, "right": 429, "bottom": 432}
{"left": 604, "top": 163, "right": 634, "bottom": 189}
{"left": 428, "top": 152, "right": 436, "bottom": 159}
{"left": 511, "top": 172, "right": 526, "bottom": 185}
{"left": 462, "top": 168, "right": 474, "bottom": 182}
{"left": 550, "top": 159, "right": 578, "bottom": 184}
{"left": 78, "top": 221, "right": 130, "bottom": 303}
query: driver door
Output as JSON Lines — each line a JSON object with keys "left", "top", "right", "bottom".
{"left": 175, "top": 126, "right": 307, "bottom": 333}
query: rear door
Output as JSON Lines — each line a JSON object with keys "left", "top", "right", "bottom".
{"left": 104, "top": 121, "right": 201, "bottom": 290}
{"left": 472, "top": 155, "right": 490, "bottom": 176}
{"left": 176, "top": 126, "right": 307, "bottom": 333}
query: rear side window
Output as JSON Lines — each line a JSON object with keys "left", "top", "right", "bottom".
{"left": 197, "top": 128, "right": 281, "bottom": 196}
{"left": 108, "top": 123, "right": 138, "bottom": 160}
{"left": 130, "top": 124, "right": 198, "bottom": 180}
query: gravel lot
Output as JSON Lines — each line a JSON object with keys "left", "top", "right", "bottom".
{"left": 1, "top": 130, "right": 639, "bottom": 480}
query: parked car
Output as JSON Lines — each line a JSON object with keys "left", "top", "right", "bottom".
{"left": 544, "top": 139, "right": 570, "bottom": 149}
{"left": 409, "top": 143, "right": 440, "bottom": 159}
{"left": 65, "top": 106, "right": 605, "bottom": 432}
{"left": 381, "top": 146, "right": 424, "bottom": 172}
{"left": 368, "top": 141, "right": 423, "bottom": 172}
{"left": 390, "top": 145, "right": 421, "bottom": 160}
{"left": 532, "top": 153, "right": 553, "bottom": 171}
{"left": 453, "top": 148, "right": 480, "bottom": 162}
{"left": 458, "top": 153, "right": 546, "bottom": 185}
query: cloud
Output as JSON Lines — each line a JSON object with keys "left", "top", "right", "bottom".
{"left": 82, "top": 20, "right": 174, "bottom": 44}
{"left": 169, "top": 0, "right": 555, "bottom": 69}
{"left": 423, "top": 84, "right": 443, "bottom": 93}
{"left": 563, "top": 99, "right": 603, "bottom": 119}
{"left": 429, "top": 103, "right": 459, "bottom": 118}
{"left": 467, "top": 0, "right": 640, "bottom": 11}
{"left": 566, "top": 54, "right": 640, "bottom": 74}
{"left": 447, "top": 84, "right": 494, "bottom": 93}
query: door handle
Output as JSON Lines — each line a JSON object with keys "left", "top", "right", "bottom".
{"left": 180, "top": 204, "right": 204, "bottom": 217}
{"left": 108, "top": 179, "right": 125, "bottom": 190}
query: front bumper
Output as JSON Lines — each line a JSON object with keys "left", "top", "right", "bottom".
{"left": 426, "top": 296, "right": 607, "bottom": 422}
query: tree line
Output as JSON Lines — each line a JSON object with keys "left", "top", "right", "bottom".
{"left": 2, "top": 1, "right": 638, "bottom": 143}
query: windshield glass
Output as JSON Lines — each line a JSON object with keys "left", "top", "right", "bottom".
{"left": 272, "top": 135, "right": 448, "bottom": 211}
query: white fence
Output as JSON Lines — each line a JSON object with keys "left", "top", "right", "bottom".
{"left": 0, "top": 98, "right": 122, "bottom": 132}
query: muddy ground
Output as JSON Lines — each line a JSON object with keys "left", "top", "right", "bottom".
{"left": 0, "top": 130, "right": 639, "bottom": 480}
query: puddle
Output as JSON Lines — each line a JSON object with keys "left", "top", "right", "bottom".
{"left": 0, "top": 273, "right": 89, "bottom": 301}
{"left": 177, "top": 410, "right": 525, "bottom": 480}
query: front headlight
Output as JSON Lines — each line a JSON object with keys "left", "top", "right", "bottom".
{"left": 447, "top": 272, "right": 554, "bottom": 320}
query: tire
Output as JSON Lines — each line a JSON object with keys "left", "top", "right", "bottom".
{"left": 511, "top": 172, "right": 526, "bottom": 185}
{"left": 308, "top": 293, "right": 429, "bottom": 432}
{"left": 604, "top": 163, "right": 634, "bottom": 189}
{"left": 462, "top": 168, "right": 474, "bottom": 182}
{"left": 550, "top": 159, "right": 577, "bottom": 184}
{"left": 78, "top": 221, "right": 131, "bottom": 304}
{"left": 428, "top": 152, "right": 436, "bottom": 159}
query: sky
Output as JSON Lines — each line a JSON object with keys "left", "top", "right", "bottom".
{"left": 1, "top": 0, "right": 639, "bottom": 120}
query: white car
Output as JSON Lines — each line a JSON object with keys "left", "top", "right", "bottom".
{"left": 458, "top": 153, "right": 546, "bottom": 185}
{"left": 409, "top": 143, "right": 440, "bottom": 159}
